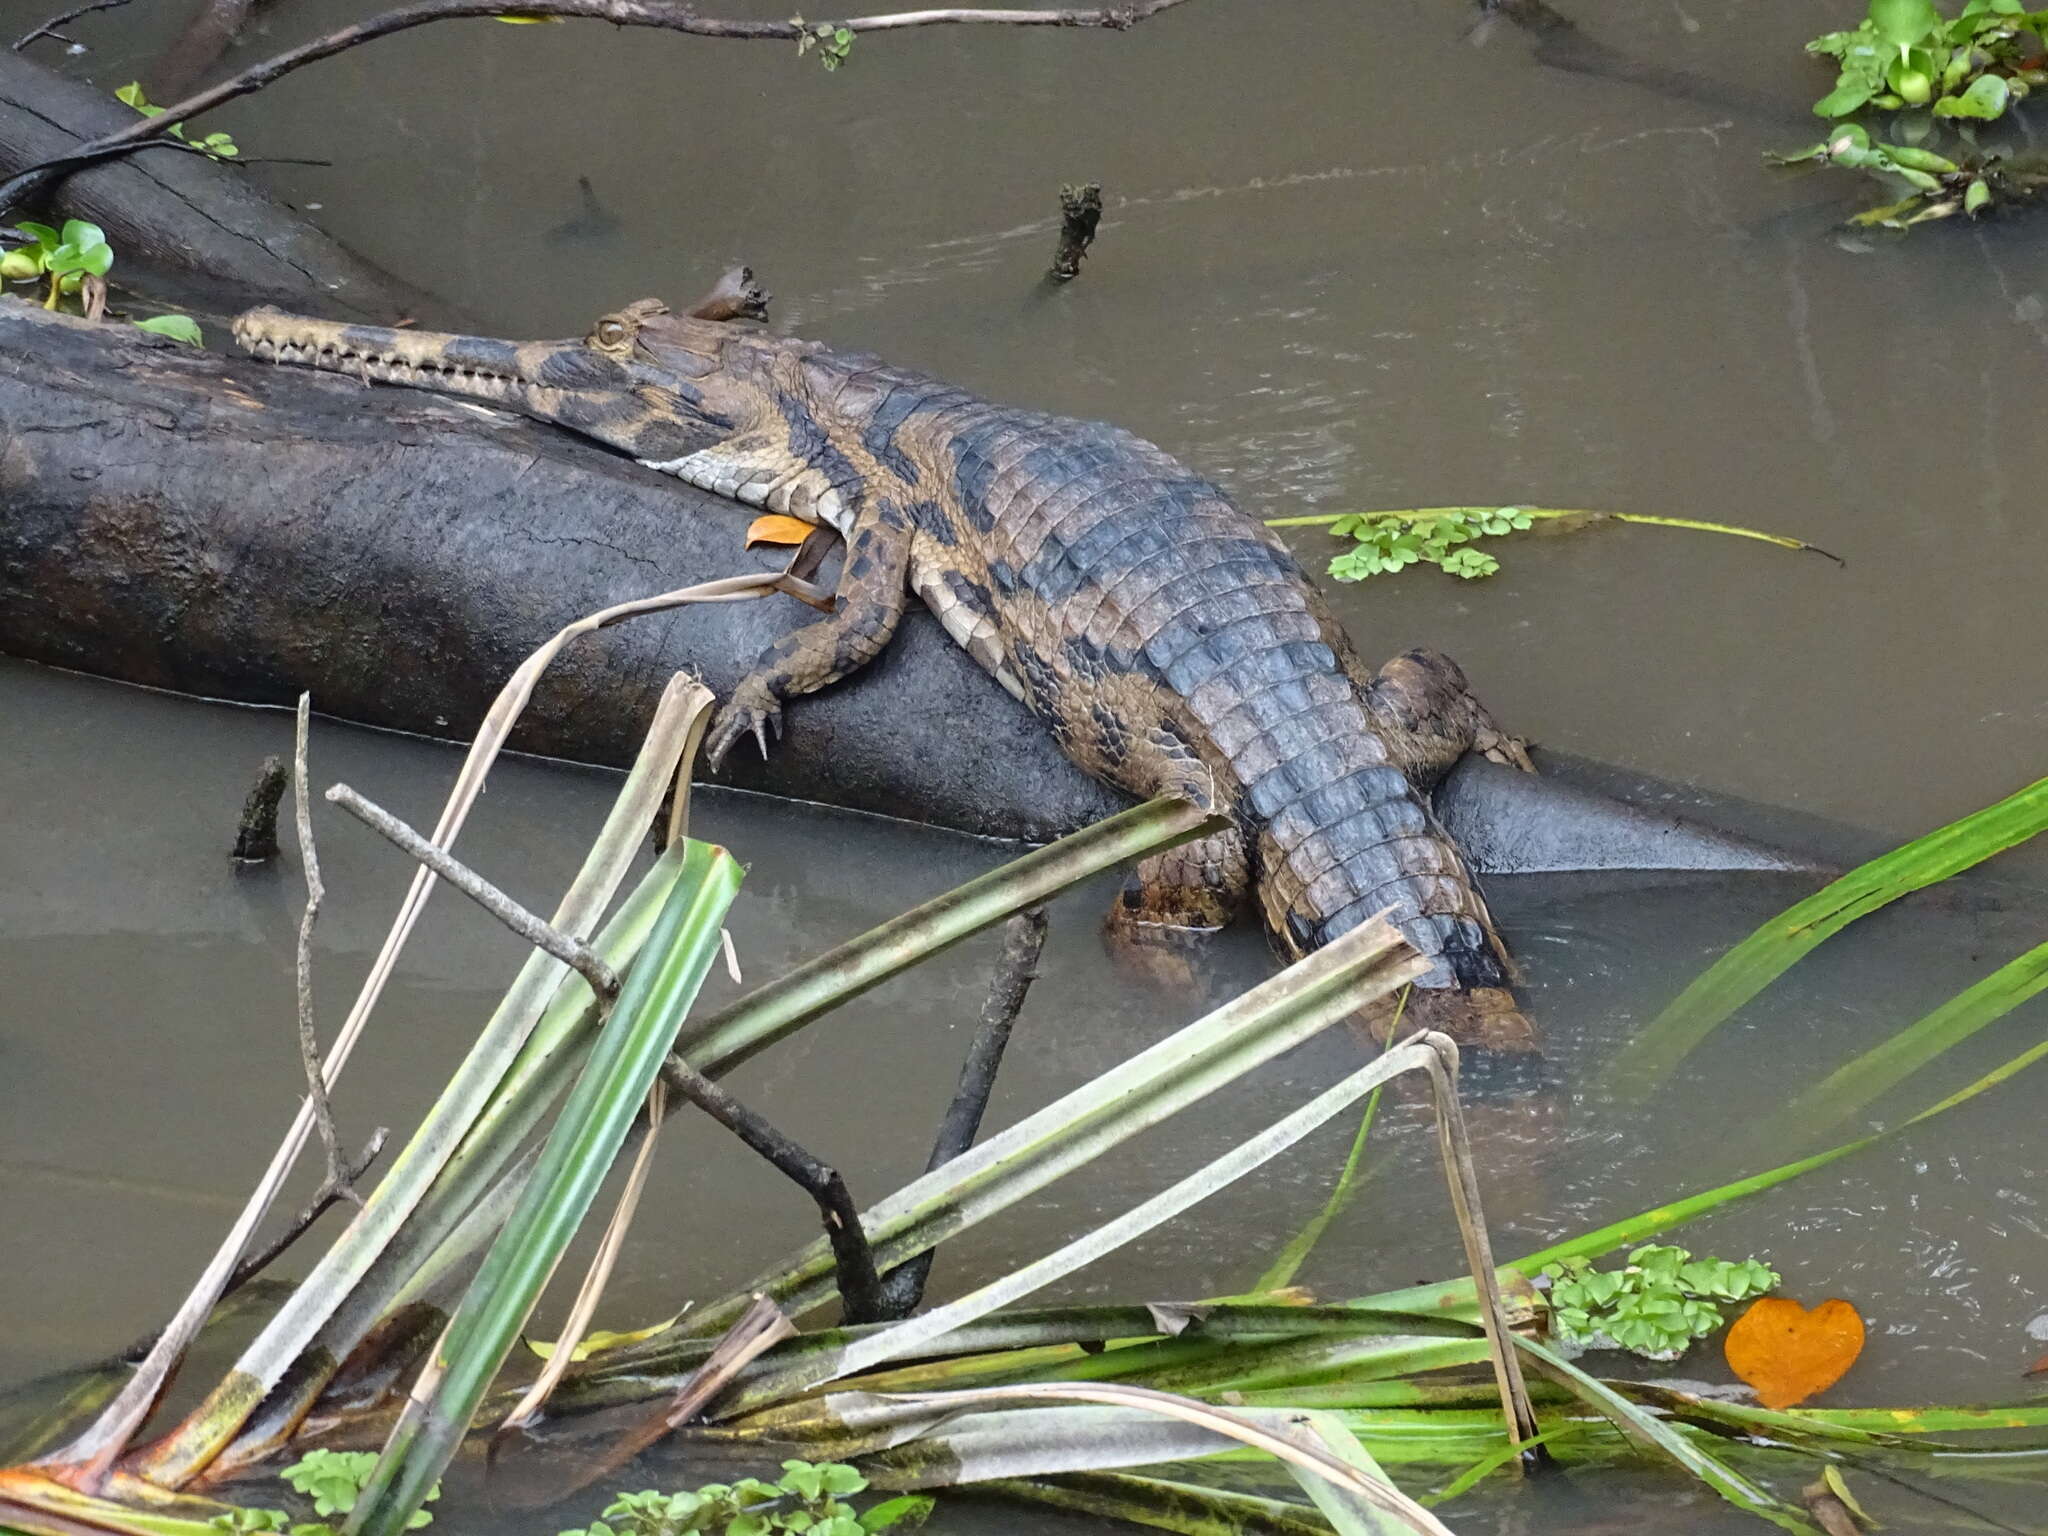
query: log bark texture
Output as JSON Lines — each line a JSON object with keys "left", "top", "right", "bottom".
{"left": 0, "top": 303, "right": 1820, "bottom": 868}
{"left": 0, "top": 49, "right": 436, "bottom": 321}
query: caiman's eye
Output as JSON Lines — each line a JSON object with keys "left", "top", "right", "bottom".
{"left": 593, "top": 318, "right": 628, "bottom": 348}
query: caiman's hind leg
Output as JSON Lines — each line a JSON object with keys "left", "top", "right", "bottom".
{"left": 705, "top": 512, "right": 914, "bottom": 768}
{"left": 1107, "top": 825, "right": 1251, "bottom": 936}
{"left": 1361, "top": 649, "right": 1534, "bottom": 786}
{"left": 1104, "top": 825, "right": 1251, "bottom": 991}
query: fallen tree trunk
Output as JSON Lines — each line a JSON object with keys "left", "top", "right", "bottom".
{"left": 0, "top": 303, "right": 1817, "bottom": 867}
{"left": 0, "top": 49, "right": 437, "bottom": 322}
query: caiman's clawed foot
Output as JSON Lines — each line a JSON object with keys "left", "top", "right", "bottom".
{"left": 705, "top": 684, "right": 783, "bottom": 770}
{"left": 1477, "top": 726, "right": 1536, "bottom": 774}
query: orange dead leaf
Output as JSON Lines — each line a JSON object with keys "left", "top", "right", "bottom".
{"left": 744, "top": 513, "right": 818, "bottom": 548}
{"left": 1725, "top": 1296, "right": 1865, "bottom": 1410}
{"left": 2026, "top": 1352, "right": 2048, "bottom": 1379}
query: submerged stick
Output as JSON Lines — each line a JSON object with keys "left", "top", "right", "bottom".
{"left": 1050, "top": 182, "right": 1102, "bottom": 281}
{"left": 878, "top": 907, "right": 1048, "bottom": 1316}
{"left": 293, "top": 696, "right": 360, "bottom": 1208}
{"left": 230, "top": 754, "right": 287, "bottom": 864}
{"left": 661, "top": 1058, "right": 891, "bottom": 1326}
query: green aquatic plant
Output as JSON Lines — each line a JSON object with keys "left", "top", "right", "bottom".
{"left": 1, "top": 220, "right": 203, "bottom": 341}
{"left": 1267, "top": 507, "right": 1831, "bottom": 584}
{"left": 791, "top": 18, "right": 854, "bottom": 71}
{"left": 1772, "top": 0, "right": 2048, "bottom": 226}
{"left": 558, "top": 1464, "right": 931, "bottom": 1536}
{"left": 1541, "top": 1246, "right": 1779, "bottom": 1361}
{"left": 114, "top": 82, "right": 238, "bottom": 159}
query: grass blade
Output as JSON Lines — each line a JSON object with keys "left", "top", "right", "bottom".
{"left": 685, "top": 915, "right": 1423, "bottom": 1339}
{"left": 878, "top": 1384, "right": 1453, "bottom": 1535}
{"left": 674, "top": 796, "right": 1220, "bottom": 1073}
{"left": 830, "top": 1034, "right": 1436, "bottom": 1383}
{"left": 347, "top": 841, "right": 743, "bottom": 1536}
{"left": 1767, "top": 937, "right": 2048, "bottom": 1141}
{"left": 1287, "top": 1410, "right": 1427, "bottom": 1536}
{"left": 1518, "top": 1032, "right": 2048, "bottom": 1274}
{"left": 1252, "top": 1089, "right": 1382, "bottom": 1295}
{"left": 985, "top": 1470, "right": 1337, "bottom": 1536}
{"left": 1612, "top": 773, "right": 2048, "bottom": 1090}
{"left": 1511, "top": 1336, "right": 1821, "bottom": 1535}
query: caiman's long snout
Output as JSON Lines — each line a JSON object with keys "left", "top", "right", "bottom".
{"left": 233, "top": 309, "right": 596, "bottom": 405}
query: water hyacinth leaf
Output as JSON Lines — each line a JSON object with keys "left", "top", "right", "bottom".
{"left": 1614, "top": 774, "right": 2048, "bottom": 1089}
{"left": 1871, "top": 0, "right": 1941, "bottom": 47}
{"left": 1935, "top": 71, "right": 2011, "bottom": 116}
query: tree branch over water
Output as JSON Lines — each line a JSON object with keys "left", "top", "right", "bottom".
{"left": 0, "top": 0, "right": 1194, "bottom": 216}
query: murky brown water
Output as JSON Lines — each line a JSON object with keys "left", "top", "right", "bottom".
{"left": 5, "top": 0, "right": 2048, "bottom": 1529}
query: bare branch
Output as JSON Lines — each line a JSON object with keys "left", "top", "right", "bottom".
{"left": 660, "top": 1056, "right": 891, "bottom": 1325}
{"left": 877, "top": 907, "right": 1046, "bottom": 1317}
{"left": 0, "top": 0, "right": 1195, "bottom": 215}
{"left": 228, "top": 1126, "right": 388, "bottom": 1295}
{"left": 13, "top": 0, "right": 133, "bottom": 52}
{"left": 292, "top": 696, "right": 360, "bottom": 1208}
{"left": 323, "top": 782, "right": 621, "bottom": 1002}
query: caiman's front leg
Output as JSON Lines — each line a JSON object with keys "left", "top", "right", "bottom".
{"left": 1362, "top": 649, "right": 1535, "bottom": 788}
{"left": 706, "top": 513, "right": 914, "bottom": 769}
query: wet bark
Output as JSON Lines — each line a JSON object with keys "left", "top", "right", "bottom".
{"left": 0, "top": 49, "right": 438, "bottom": 321}
{"left": 0, "top": 304, "right": 1823, "bottom": 867}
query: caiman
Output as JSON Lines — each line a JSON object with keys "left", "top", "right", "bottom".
{"left": 234, "top": 275, "right": 1538, "bottom": 1053}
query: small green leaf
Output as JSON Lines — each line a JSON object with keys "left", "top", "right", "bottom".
{"left": 1935, "top": 71, "right": 2011, "bottom": 116}
{"left": 115, "top": 81, "right": 165, "bottom": 116}
{"left": 135, "top": 313, "right": 204, "bottom": 345}
{"left": 858, "top": 1496, "right": 934, "bottom": 1532}
{"left": 1871, "top": 0, "right": 1942, "bottom": 47}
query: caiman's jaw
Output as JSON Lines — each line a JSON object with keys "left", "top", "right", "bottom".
{"left": 232, "top": 298, "right": 746, "bottom": 464}
{"left": 233, "top": 310, "right": 570, "bottom": 404}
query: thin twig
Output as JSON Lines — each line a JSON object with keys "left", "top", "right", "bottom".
{"left": 323, "top": 782, "right": 622, "bottom": 1000}
{"left": 232, "top": 1127, "right": 389, "bottom": 1295}
{"left": 877, "top": 907, "right": 1047, "bottom": 1317}
{"left": 12, "top": 0, "right": 132, "bottom": 51}
{"left": 292, "top": 696, "right": 360, "bottom": 1208}
{"left": 660, "top": 1055, "right": 891, "bottom": 1325}
{"left": 0, "top": 0, "right": 1194, "bottom": 215}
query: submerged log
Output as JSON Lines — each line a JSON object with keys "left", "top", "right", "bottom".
{"left": 0, "top": 50, "right": 436, "bottom": 322}
{"left": 0, "top": 303, "right": 1816, "bottom": 869}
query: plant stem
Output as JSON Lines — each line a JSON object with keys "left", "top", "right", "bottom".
{"left": 1265, "top": 507, "right": 1841, "bottom": 561}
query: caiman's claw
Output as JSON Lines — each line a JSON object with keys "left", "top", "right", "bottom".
{"left": 1478, "top": 728, "right": 1536, "bottom": 774}
{"left": 704, "top": 685, "right": 783, "bottom": 772}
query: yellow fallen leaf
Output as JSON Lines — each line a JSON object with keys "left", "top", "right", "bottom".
{"left": 745, "top": 513, "right": 820, "bottom": 548}
{"left": 524, "top": 1310, "right": 683, "bottom": 1362}
{"left": 493, "top": 14, "right": 565, "bottom": 22}
{"left": 1725, "top": 1296, "right": 1865, "bottom": 1410}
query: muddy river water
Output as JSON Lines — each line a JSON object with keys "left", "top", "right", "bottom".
{"left": 4, "top": 0, "right": 2047, "bottom": 1530}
